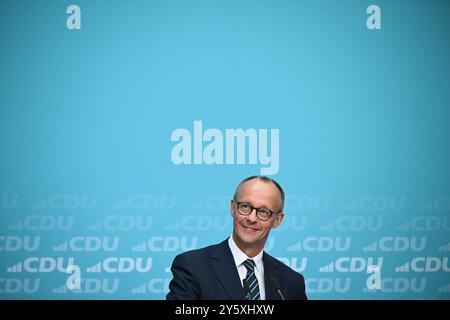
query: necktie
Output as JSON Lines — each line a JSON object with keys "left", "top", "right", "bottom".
{"left": 243, "top": 259, "right": 260, "bottom": 300}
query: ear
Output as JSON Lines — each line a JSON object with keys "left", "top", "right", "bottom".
{"left": 230, "top": 199, "right": 236, "bottom": 217}
{"left": 272, "top": 212, "right": 284, "bottom": 229}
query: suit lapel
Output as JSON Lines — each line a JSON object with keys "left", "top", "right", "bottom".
{"left": 209, "top": 239, "right": 246, "bottom": 300}
{"left": 263, "top": 252, "right": 282, "bottom": 300}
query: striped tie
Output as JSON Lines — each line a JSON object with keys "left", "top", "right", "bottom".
{"left": 243, "top": 259, "right": 260, "bottom": 300}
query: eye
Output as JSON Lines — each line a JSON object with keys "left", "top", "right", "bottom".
{"left": 240, "top": 203, "right": 251, "bottom": 209}
{"left": 258, "top": 209, "right": 271, "bottom": 217}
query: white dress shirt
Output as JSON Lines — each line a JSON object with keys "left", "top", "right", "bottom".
{"left": 228, "top": 235, "right": 266, "bottom": 300}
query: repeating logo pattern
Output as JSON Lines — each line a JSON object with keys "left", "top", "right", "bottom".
{"left": 1, "top": 193, "right": 449, "bottom": 299}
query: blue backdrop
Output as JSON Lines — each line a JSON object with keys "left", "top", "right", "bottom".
{"left": 0, "top": 0, "right": 449, "bottom": 299}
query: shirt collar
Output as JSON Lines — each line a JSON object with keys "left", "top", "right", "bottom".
{"left": 228, "top": 235, "right": 264, "bottom": 272}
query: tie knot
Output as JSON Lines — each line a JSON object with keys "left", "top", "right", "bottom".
{"left": 243, "top": 259, "right": 256, "bottom": 272}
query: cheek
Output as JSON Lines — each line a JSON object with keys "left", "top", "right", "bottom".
{"left": 260, "top": 223, "right": 272, "bottom": 234}
{"left": 233, "top": 215, "right": 244, "bottom": 227}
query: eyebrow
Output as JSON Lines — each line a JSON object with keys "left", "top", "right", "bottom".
{"left": 238, "top": 200, "right": 275, "bottom": 212}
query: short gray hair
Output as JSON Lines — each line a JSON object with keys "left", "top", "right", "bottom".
{"left": 233, "top": 175, "right": 285, "bottom": 212}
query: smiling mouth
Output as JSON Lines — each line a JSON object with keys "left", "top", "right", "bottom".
{"left": 242, "top": 225, "right": 259, "bottom": 232}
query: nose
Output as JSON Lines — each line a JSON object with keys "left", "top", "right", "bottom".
{"left": 246, "top": 208, "right": 258, "bottom": 222}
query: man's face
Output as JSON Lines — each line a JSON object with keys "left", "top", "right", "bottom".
{"left": 231, "top": 179, "right": 284, "bottom": 251}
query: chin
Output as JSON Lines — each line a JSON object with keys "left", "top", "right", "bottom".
{"left": 239, "top": 232, "right": 263, "bottom": 245}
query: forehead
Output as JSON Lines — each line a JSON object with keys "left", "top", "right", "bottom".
{"left": 237, "top": 179, "right": 281, "bottom": 209}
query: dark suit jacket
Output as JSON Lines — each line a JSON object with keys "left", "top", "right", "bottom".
{"left": 166, "top": 238, "right": 307, "bottom": 300}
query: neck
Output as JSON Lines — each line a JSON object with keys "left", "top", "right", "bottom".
{"left": 232, "top": 233, "right": 264, "bottom": 258}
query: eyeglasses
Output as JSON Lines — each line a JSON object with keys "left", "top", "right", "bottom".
{"left": 235, "top": 201, "right": 276, "bottom": 221}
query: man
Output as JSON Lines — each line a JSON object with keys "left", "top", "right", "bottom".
{"left": 166, "top": 176, "right": 307, "bottom": 300}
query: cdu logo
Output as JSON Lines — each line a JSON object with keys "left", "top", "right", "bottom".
{"left": 86, "top": 257, "right": 153, "bottom": 273}
{"left": 287, "top": 237, "right": 351, "bottom": 253}
{"left": 53, "top": 236, "right": 120, "bottom": 252}
{"left": 320, "top": 257, "right": 384, "bottom": 273}
{"left": 7, "top": 257, "right": 75, "bottom": 273}
{"left": 86, "top": 215, "right": 153, "bottom": 231}
{"left": 0, "top": 236, "right": 40, "bottom": 252}
{"left": 306, "top": 278, "right": 352, "bottom": 293}
{"left": 131, "top": 236, "right": 198, "bottom": 252}
{"left": 363, "top": 237, "right": 427, "bottom": 252}
{"left": 0, "top": 278, "right": 40, "bottom": 294}
{"left": 8, "top": 216, "right": 74, "bottom": 231}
